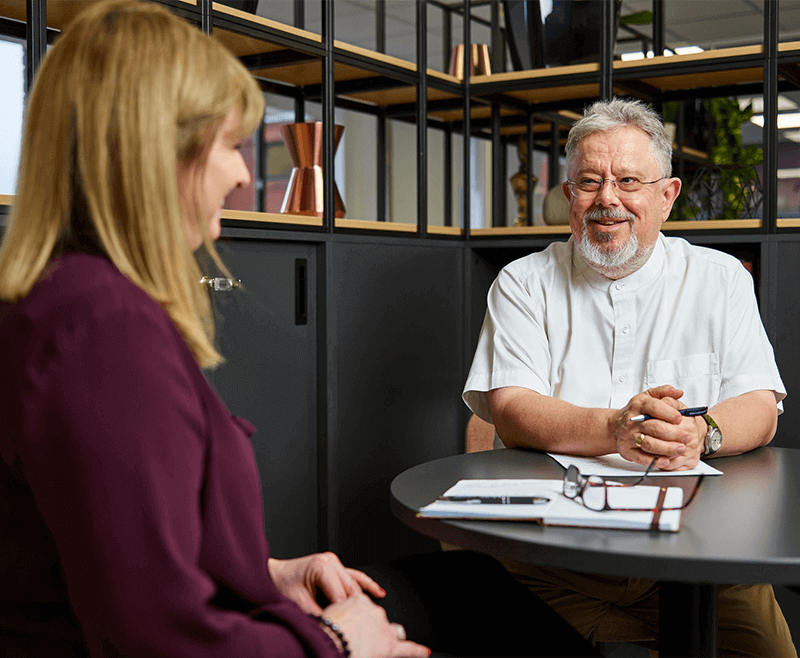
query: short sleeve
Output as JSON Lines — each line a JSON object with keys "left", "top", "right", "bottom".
{"left": 463, "top": 266, "right": 552, "bottom": 422}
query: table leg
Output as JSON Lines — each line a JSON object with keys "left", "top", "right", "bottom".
{"left": 658, "top": 582, "right": 718, "bottom": 657}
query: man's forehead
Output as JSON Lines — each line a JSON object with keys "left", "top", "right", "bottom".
{"left": 572, "top": 127, "right": 656, "bottom": 171}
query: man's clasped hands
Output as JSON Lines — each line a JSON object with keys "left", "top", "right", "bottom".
{"left": 613, "top": 384, "right": 706, "bottom": 471}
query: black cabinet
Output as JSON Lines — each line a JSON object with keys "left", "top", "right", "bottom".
{"left": 206, "top": 238, "right": 319, "bottom": 559}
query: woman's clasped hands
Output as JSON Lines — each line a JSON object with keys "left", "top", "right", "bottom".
{"left": 269, "top": 553, "right": 431, "bottom": 658}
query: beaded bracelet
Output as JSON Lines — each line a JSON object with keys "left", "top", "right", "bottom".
{"left": 311, "top": 614, "right": 351, "bottom": 657}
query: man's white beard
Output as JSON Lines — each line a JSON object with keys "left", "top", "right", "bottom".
{"left": 576, "top": 209, "right": 653, "bottom": 279}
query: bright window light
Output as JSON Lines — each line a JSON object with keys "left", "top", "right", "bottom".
{"left": 673, "top": 46, "right": 705, "bottom": 56}
{"left": 739, "top": 96, "right": 798, "bottom": 114}
{"left": 0, "top": 39, "right": 24, "bottom": 195}
{"left": 621, "top": 51, "right": 651, "bottom": 61}
{"left": 784, "top": 130, "right": 800, "bottom": 143}
{"left": 751, "top": 113, "right": 800, "bottom": 129}
{"left": 778, "top": 167, "right": 800, "bottom": 178}
{"left": 620, "top": 46, "right": 704, "bottom": 61}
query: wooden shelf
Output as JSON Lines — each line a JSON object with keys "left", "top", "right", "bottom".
{"left": 0, "top": 194, "right": 13, "bottom": 206}
{"left": 470, "top": 225, "right": 571, "bottom": 237}
{"left": 428, "top": 225, "right": 463, "bottom": 236}
{"left": 335, "top": 218, "right": 416, "bottom": 232}
{"left": 663, "top": 219, "right": 762, "bottom": 231}
{"left": 467, "top": 43, "right": 800, "bottom": 109}
{"left": 469, "top": 219, "right": 764, "bottom": 238}
{"left": 221, "top": 209, "right": 322, "bottom": 227}
{"left": 212, "top": 3, "right": 462, "bottom": 112}
{"left": 0, "top": 0, "right": 196, "bottom": 31}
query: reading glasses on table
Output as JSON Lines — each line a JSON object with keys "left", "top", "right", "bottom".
{"left": 563, "top": 456, "right": 705, "bottom": 513}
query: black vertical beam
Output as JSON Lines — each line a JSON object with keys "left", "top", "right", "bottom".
{"left": 491, "top": 0, "right": 503, "bottom": 74}
{"left": 443, "top": 5, "right": 452, "bottom": 72}
{"left": 25, "top": 0, "right": 46, "bottom": 94}
{"left": 376, "top": 0, "right": 386, "bottom": 53}
{"left": 256, "top": 114, "right": 266, "bottom": 213}
{"left": 294, "top": 0, "right": 305, "bottom": 119}
{"left": 652, "top": 0, "right": 665, "bottom": 57}
{"left": 763, "top": 0, "right": 778, "bottom": 233}
{"left": 322, "top": 0, "right": 335, "bottom": 234}
{"left": 600, "top": 0, "right": 614, "bottom": 100}
{"left": 199, "top": 0, "right": 212, "bottom": 34}
{"left": 443, "top": 4, "right": 453, "bottom": 224}
{"left": 549, "top": 122, "right": 560, "bottom": 193}
{"left": 489, "top": 0, "right": 504, "bottom": 223}
{"left": 377, "top": 112, "right": 388, "bottom": 222}
{"left": 376, "top": 0, "right": 387, "bottom": 223}
{"left": 463, "top": 0, "right": 472, "bottom": 235}
{"left": 444, "top": 127, "right": 453, "bottom": 226}
{"left": 491, "top": 106, "right": 503, "bottom": 226}
{"left": 417, "top": 0, "right": 428, "bottom": 237}
{"left": 525, "top": 114, "right": 533, "bottom": 226}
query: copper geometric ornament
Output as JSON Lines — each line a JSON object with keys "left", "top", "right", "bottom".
{"left": 280, "top": 122, "right": 346, "bottom": 218}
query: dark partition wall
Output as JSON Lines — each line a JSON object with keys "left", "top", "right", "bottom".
{"left": 326, "top": 239, "right": 464, "bottom": 566}
{"left": 773, "top": 241, "right": 800, "bottom": 449}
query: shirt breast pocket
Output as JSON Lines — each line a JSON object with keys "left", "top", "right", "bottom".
{"left": 645, "top": 353, "right": 720, "bottom": 407}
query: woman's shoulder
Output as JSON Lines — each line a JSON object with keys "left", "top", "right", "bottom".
{"left": 17, "top": 252, "right": 168, "bottom": 325}
{"left": 2, "top": 253, "right": 184, "bottom": 370}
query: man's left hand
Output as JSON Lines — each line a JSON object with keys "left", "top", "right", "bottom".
{"left": 268, "top": 552, "right": 386, "bottom": 615}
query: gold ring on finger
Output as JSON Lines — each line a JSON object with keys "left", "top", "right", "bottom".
{"left": 635, "top": 433, "right": 645, "bottom": 448}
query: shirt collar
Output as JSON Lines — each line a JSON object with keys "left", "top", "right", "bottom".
{"left": 570, "top": 233, "right": 665, "bottom": 291}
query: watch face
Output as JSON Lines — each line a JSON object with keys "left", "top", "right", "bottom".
{"left": 709, "top": 428, "right": 722, "bottom": 452}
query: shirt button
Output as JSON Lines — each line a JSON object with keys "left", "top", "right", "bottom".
{"left": 622, "top": 326, "right": 630, "bottom": 334}
{"left": 615, "top": 283, "right": 624, "bottom": 291}
{"left": 618, "top": 375, "right": 627, "bottom": 383}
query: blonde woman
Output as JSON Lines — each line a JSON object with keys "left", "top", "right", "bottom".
{"left": 0, "top": 2, "right": 430, "bottom": 656}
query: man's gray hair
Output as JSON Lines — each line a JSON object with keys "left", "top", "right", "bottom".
{"left": 565, "top": 98, "right": 673, "bottom": 178}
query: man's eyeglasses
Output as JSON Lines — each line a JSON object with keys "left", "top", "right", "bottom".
{"left": 565, "top": 176, "right": 664, "bottom": 197}
{"left": 562, "top": 457, "right": 704, "bottom": 512}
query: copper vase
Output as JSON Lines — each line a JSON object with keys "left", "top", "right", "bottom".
{"left": 280, "top": 122, "right": 345, "bottom": 218}
{"left": 448, "top": 44, "right": 492, "bottom": 79}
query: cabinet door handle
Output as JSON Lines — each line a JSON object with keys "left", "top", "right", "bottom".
{"left": 200, "top": 276, "right": 241, "bottom": 292}
{"left": 295, "top": 258, "right": 308, "bottom": 325}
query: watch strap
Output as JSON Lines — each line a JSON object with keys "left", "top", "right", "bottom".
{"left": 702, "top": 413, "right": 721, "bottom": 455}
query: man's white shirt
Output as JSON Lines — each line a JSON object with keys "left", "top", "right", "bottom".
{"left": 463, "top": 234, "right": 785, "bottom": 445}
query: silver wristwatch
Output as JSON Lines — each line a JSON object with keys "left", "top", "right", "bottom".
{"left": 702, "top": 413, "right": 722, "bottom": 456}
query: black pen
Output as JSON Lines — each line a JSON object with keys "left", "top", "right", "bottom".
{"left": 631, "top": 405, "right": 708, "bottom": 423}
{"left": 437, "top": 496, "right": 550, "bottom": 505}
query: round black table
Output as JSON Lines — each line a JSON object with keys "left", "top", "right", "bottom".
{"left": 390, "top": 446, "right": 800, "bottom": 657}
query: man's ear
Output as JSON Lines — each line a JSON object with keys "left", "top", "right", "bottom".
{"left": 660, "top": 177, "right": 682, "bottom": 222}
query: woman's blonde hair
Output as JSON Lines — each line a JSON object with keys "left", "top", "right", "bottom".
{"left": 0, "top": 0, "right": 264, "bottom": 367}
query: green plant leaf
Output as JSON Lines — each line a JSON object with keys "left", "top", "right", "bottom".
{"left": 620, "top": 10, "right": 653, "bottom": 25}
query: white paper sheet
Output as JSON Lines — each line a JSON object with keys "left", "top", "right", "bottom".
{"left": 418, "top": 479, "right": 684, "bottom": 531}
{"left": 547, "top": 453, "right": 723, "bottom": 477}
